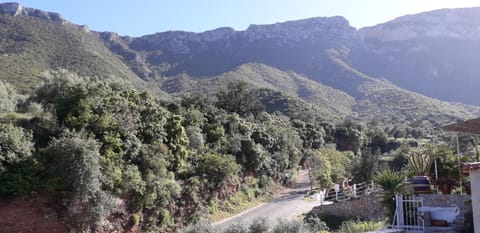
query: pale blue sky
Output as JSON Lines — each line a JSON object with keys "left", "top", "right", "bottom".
{"left": 5, "top": 0, "right": 480, "bottom": 36}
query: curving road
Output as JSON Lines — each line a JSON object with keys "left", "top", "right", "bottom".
{"left": 215, "top": 171, "right": 319, "bottom": 229}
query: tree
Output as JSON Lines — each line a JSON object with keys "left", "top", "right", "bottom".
{"left": 43, "top": 130, "right": 114, "bottom": 227}
{"left": 164, "top": 114, "right": 190, "bottom": 170}
{"left": 216, "top": 81, "right": 264, "bottom": 116}
{"left": 305, "top": 150, "right": 332, "bottom": 191}
{"left": 351, "top": 148, "right": 381, "bottom": 183}
{"left": 0, "top": 80, "right": 20, "bottom": 113}
{"left": 305, "top": 148, "right": 352, "bottom": 190}
{"left": 195, "top": 153, "right": 240, "bottom": 190}
{"left": 43, "top": 130, "right": 102, "bottom": 199}
{"left": 186, "top": 126, "right": 205, "bottom": 151}
{"left": 0, "top": 123, "right": 33, "bottom": 173}
{"left": 334, "top": 119, "right": 364, "bottom": 154}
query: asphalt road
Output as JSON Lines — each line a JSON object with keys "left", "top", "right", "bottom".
{"left": 215, "top": 171, "right": 319, "bottom": 229}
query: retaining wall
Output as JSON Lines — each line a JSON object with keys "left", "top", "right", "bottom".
{"left": 311, "top": 195, "right": 386, "bottom": 220}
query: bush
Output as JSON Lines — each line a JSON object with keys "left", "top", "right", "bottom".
{"left": 0, "top": 158, "right": 38, "bottom": 196}
{"left": 223, "top": 221, "right": 248, "bottom": 233}
{"left": 0, "top": 123, "right": 35, "bottom": 196}
{"left": 183, "top": 220, "right": 217, "bottom": 233}
{"left": 336, "top": 220, "right": 384, "bottom": 233}
{"left": 0, "top": 123, "right": 34, "bottom": 173}
{"left": 271, "top": 219, "right": 311, "bottom": 233}
{"left": 304, "top": 215, "right": 329, "bottom": 233}
{"left": 0, "top": 80, "right": 20, "bottom": 113}
{"left": 248, "top": 217, "right": 270, "bottom": 233}
{"left": 373, "top": 169, "right": 404, "bottom": 221}
{"left": 314, "top": 213, "right": 348, "bottom": 230}
{"left": 42, "top": 130, "right": 115, "bottom": 228}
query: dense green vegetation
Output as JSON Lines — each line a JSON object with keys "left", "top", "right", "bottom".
{"left": 0, "top": 74, "right": 318, "bottom": 230}
{"left": 158, "top": 63, "right": 480, "bottom": 137}
{"left": 0, "top": 71, "right": 426, "bottom": 232}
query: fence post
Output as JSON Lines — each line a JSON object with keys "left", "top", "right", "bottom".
{"left": 396, "top": 194, "right": 404, "bottom": 227}
{"left": 353, "top": 184, "right": 357, "bottom": 198}
{"left": 319, "top": 189, "right": 325, "bottom": 205}
{"left": 334, "top": 184, "right": 339, "bottom": 201}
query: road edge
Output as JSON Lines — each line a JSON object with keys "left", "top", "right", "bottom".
{"left": 213, "top": 202, "right": 267, "bottom": 226}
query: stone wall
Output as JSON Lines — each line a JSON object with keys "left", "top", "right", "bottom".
{"left": 310, "top": 195, "right": 386, "bottom": 221}
{"left": 310, "top": 194, "right": 472, "bottom": 226}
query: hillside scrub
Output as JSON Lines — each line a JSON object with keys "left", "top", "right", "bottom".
{"left": 0, "top": 73, "right": 426, "bottom": 232}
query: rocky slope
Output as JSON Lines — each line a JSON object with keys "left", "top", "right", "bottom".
{"left": 0, "top": 2, "right": 65, "bottom": 23}
{"left": 100, "top": 15, "right": 364, "bottom": 93}
{"left": 360, "top": 7, "right": 480, "bottom": 41}
{"left": 100, "top": 7, "right": 480, "bottom": 106}
{"left": 0, "top": 2, "right": 479, "bottom": 120}
{"left": 357, "top": 7, "right": 480, "bottom": 105}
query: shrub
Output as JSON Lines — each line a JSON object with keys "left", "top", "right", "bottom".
{"left": 315, "top": 213, "right": 348, "bottom": 230}
{"left": 304, "top": 215, "right": 329, "bottom": 233}
{"left": 0, "top": 80, "right": 20, "bottom": 113}
{"left": 373, "top": 169, "right": 404, "bottom": 221}
{"left": 223, "top": 221, "right": 248, "bottom": 233}
{"left": 183, "top": 220, "right": 217, "bottom": 233}
{"left": 0, "top": 123, "right": 35, "bottom": 196}
{"left": 271, "top": 219, "right": 311, "bottom": 233}
{"left": 42, "top": 130, "right": 115, "bottom": 227}
{"left": 0, "top": 158, "right": 38, "bottom": 196}
{"left": 0, "top": 123, "right": 34, "bottom": 173}
{"left": 336, "top": 220, "right": 384, "bottom": 233}
{"left": 248, "top": 217, "right": 270, "bottom": 233}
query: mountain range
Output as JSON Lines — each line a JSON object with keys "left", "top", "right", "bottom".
{"left": 1, "top": 2, "right": 480, "bottom": 125}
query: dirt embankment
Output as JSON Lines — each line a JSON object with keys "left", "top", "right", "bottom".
{"left": 0, "top": 193, "right": 68, "bottom": 233}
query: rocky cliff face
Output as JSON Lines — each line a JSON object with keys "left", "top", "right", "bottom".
{"left": 0, "top": 2, "right": 65, "bottom": 23}
{"left": 356, "top": 7, "right": 480, "bottom": 105}
{"left": 100, "top": 8, "right": 480, "bottom": 105}
{"left": 127, "top": 16, "right": 358, "bottom": 53}
{"left": 104, "top": 15, "right": 363, "bottom": 93}
{"left": 244, "top": 16, "right": 359, "bottom": 42}
{"left": 360, "top": 7, "right": 480, "bottom": 41}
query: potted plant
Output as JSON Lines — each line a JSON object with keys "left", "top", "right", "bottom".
{"left": 437, "top": 176, "right": 457, "bottom": 194}
{"left": 406, "top": 145, "right": 434, "bottom": 194}
{"left": 434, "top": 146, "right": 461, "bottom": 194}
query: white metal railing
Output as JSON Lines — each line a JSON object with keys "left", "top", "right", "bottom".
{"left": 390, "top": 194, "right": 425, "bottom": 233}
{"left": 319, "top": 181, "right": 379, "bottom": 203}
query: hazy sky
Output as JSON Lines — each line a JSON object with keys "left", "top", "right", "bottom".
{"left": 7, "top": 0, "right": 480, "bottom": 36}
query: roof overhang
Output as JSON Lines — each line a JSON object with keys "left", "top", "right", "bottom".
{"left": 440, "top": 118, "right": 480, "bottom": 135}
{"left": 462, "top": 162, "right": 480, "bottom": 174}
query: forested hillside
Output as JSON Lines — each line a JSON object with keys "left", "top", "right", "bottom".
{"left": 1, "top": 71, "right": 406, "bottom": 232}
